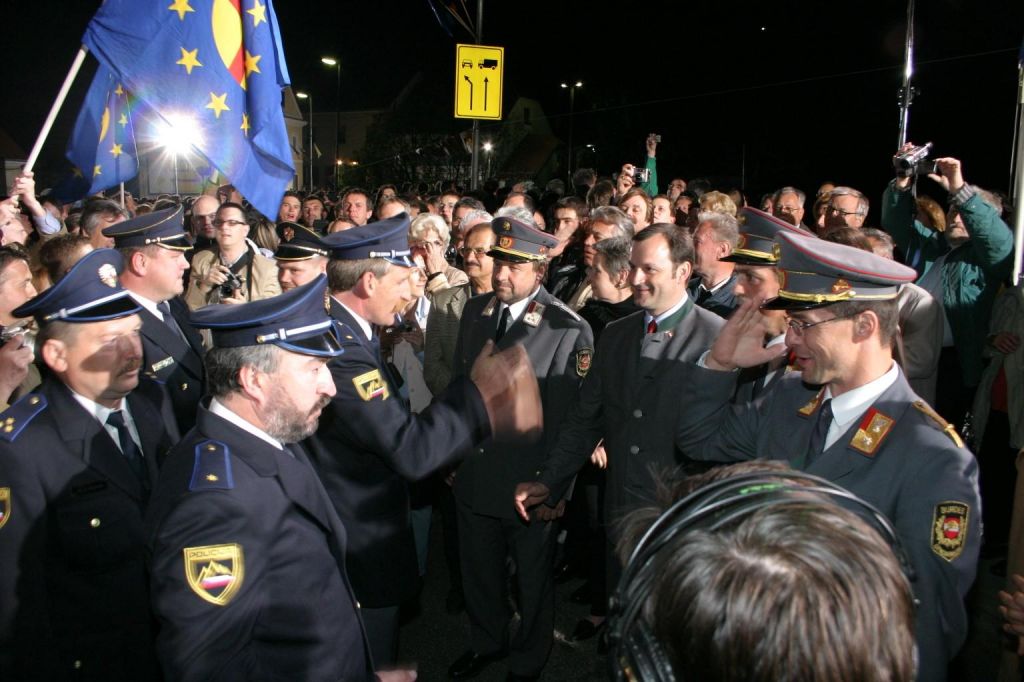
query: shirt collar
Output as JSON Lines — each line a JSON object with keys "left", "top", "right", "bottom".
{"left": 209, "top": 397, "right": 283, "bottom": 450}
{"left": 128, "top": 291, "right": 163, "bottom": 321}
{"left": 643, "top": 291, "right": 689, "bottom": 329}
{"left": 332, "top": 295, "right": 374, "bottom": 341}
{"left": 498, "top": 286, "right": 541, "bottom": 323}
{"left": 69, "top": 388, "right": 127, "bottom": 427}
{"left": 824, "top": 362, "right": 900, "bottom": 431}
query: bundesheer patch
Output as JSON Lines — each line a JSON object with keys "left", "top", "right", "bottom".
{"left": 184, "top": 544, "right": 244, "bottom": 606}
{"left": 353, "top": 369, "right": 389, "bottom": 401}
{"left": 0, "top": 488, "right": 9, "bottom": 530}
{"left": 576, "top": 349, "right": 593, "bottom": 377}
{"left": 931, "top": 502, "right": 969, "bottom": 561}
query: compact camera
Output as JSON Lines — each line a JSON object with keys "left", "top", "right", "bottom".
{"left": 219, "top": 272, "right": 243, "bottom": 298}
{"left": 632, "top": 167, "right": 651, "bottom": 184}
{"left": 894, "top": 142, "right": 938, "bottom": 178}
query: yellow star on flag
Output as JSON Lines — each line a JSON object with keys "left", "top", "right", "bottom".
{"left": 240, "top": 113, "right": 251, "bottom": 136}
{"left": 247, "top": 0, "right": 267, "bottom": 27}
{"left": 205, "top": 92, "right": 230, "bottom": 119}
{"left": 93, "top": 165, "right": 103, "bottom": 178}
{"left": 176, "top": 47, "right": 202, "bottom": 75}
{"left": 244, "top": 51, "right": 262, "bottom": 81}
{"left": 167, "top": 0, "right": 194, "bottom": 21}
{"left": 114, "top": 84, "right": 125, "bottom": 96}
{"left": 110, "top": 144, "right": 124, "bottom": 158}
{"left": 119, "top": 113, "right": 128, "bottom": 127}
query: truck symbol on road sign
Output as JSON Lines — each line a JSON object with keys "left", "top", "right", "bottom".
{"left": 478, "top": 59, "right": 498, "bottom": 70}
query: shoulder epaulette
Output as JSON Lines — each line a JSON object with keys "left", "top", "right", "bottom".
{"left": 912, "top": 401, "right": 964, "bottom": 448}
{"left": 332, "top": 320, "right": 362, "bottom": 345}
{"left": 189, "top": 439, "right": 234, "bottom": 491}
{"left": 545, "top": 297, "right": 582, "bottom": 321}
{"left": 0, "top": 394, "right": 47, "bottom": 443}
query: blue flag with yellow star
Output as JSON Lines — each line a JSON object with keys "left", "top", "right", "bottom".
{"left": 82, "top": 0, "right": 294, "bottom": 219}
{"left": 65, "top": 63, "right": 139, "bottom": 197}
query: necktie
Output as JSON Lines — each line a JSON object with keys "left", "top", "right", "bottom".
{"left": 646, "top": 319, "right": 658, "bottom": 335}
{"left": 495, "top": 306, "right": 511, "bottom": 342}
{"left": 157, "top": 300, "right": 188, "bottom": 342}
{"left": 106, "top": 410, "right": 147, "bottom": 487}
{"left": 805, "top": 398, "right": 834, "bottom": 466}
{"left": 696, "top": 285, "right": 712, "bottom": 306}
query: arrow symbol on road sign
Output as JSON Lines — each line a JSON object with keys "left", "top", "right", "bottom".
{"left": 483, "top": 77, "right": 489, "bottom": 110}
{"left": 464, "top": 74, "right": 474, "bottom": 109}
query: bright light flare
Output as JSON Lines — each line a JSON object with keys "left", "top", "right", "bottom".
{"left": 155, "top": 113, "right": 202, "bottom": 156}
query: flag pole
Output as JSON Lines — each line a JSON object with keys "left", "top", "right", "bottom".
{"left": 1010, "top": 36, "right": 1024, "bottom": 286}
{"left": 24, "top": 46, "right": 90, "bottom": 173}
{"left": 119, "top": 182, "right": 125, "bottom": 209}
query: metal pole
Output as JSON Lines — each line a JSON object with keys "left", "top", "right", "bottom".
{"left": 335, "top": 65, "right": 341, "bottom": 190}
{"left": 566, "top": 87, "right": 575, "bottom": 185}
{"left": 896, "top": 0, "right": 916, "bottom": 149}
{"left": 307, "top": 95, "right": 314, "bottom": 191}
{"left": 469, "top": 0, "right": 483, "bottom": 190}
{"left": 1011, "top": 39, "right": 1024, "bottom": 285}
{"left": 24, "top": 45, "right": 89, "bottom": 172}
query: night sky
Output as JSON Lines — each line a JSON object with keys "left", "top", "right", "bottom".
{"left": 7, "top": 0, "right": 1024, "bottom": 211}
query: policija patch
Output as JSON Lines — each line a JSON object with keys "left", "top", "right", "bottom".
{"left": 0, "top": 487, "right": 9, "bottom": 530}
{"left": 184, "top": 544, "right": 244, "bottom": 606}
{"left": 932, "top": 502, "right": 969, "bottom": 562}
{"left": 352, "top": 369, "right": 389, "bottom": 401}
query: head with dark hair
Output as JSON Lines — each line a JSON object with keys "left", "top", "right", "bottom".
{"left": 38, "top": 233, "right": 92, "bottom": 284}
{"left": 587, "top": 180, "right": 616, "bottom": 210}
{"left": 630, "top": 223, "right": 693, "bottom": 315}
{"left": 619, "top": 187, "right": 653, "bottom": 230}
{"left": 81, "top": 199, "right": 130, "bottom": 248}
{"left": 0, "top": 244, "right": 35, "bottom": 326}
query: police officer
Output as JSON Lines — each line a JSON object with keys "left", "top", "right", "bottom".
{"left": 0, "top": 249, "right": 176, "bottom": 680}
{"left": 105, "top": 206, "right": 206, "bottom": 434}
{"left": 674, "top": 229, "right": 980, "bottom": 682}
{"left": 449, "top": 217, "right": 594, "bottom": 681}
{"left": 274, "top": 222, "right": 329, "bottom": 292}
{"left": 144, "top": 275, "right": 394, "bottom": 681}
{"left": 308, "top": 213, "right": 541, "bottom": 667}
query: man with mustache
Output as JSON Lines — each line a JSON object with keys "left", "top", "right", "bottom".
{"left": 0, "top": 249, "right": 177, "bottom": 680}
{"left": 145, "top": 276, "right": 403, "bottom": 681}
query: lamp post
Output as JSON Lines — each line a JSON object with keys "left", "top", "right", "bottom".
{"left": 321, "top": 57, "right": 341, "bottom": 189}
{"left": 295, "top": 91, "right": 313, "bottom": 190}
{"left": 560, "top": 80, "right": 583, "bottom": 184}
{"left": 482, "top": 141, "right": 494, "bottom": 180}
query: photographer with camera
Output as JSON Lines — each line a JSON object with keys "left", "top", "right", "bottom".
{"left": 881, "top": 144, "right": 1014, "bottom": 430}
{"left": 185, "top": 202, "right": 281, "bottom": 309}
{"left": 0, "top": 245, "right": 38, "bottom": 409}
{"left": 615, "top": 134, "right": 661, "bottom": 200}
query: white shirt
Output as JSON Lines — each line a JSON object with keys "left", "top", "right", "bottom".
{"left": 643, "top": 291, "right": 690, "bottom": 331}
{"left": 821, "top": 362, "right": 900, "bottom": 450}
{"left": 332, "top": 296, "right": 373, "bottom": 341}
{"left": 496, "top": 286, "right": 541, "bottom": 333}
{"left": 128, "top": 291, "right": 164, "bottom": 322}
{"left": 414, "top": 296, "right": 431, "bottom": 331}
{"left": 209, "top": 397, "right": 284, "bottom": 451}
{"left": 70, "top": 390, "right": 142, "bottom": 454}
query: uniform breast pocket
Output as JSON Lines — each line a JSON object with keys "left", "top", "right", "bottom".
{"left": 55, "top": 488, "right": 144, "bottom": 573}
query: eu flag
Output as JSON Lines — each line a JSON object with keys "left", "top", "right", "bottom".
{"left": 83, "top": 0, "right": 294, "bottom": 219}
{"left": 65, "top": 64, "right": 139, "bottom": 197}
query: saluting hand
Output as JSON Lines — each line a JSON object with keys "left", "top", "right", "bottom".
{"left": 706, "top": 297, "right": 788, "bottom": 371}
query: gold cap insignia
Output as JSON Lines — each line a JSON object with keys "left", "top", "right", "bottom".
{"left": 0, "top": 487, "right": 10, "bottom": 530}
{"left": 184, "top": 544, "right": 244, "bottom": 605}
{"left": 831, "top": 278, "right": 851, "bottom": 293}
{"left": 499, "top": 236, "right": 514, "bottom": 249}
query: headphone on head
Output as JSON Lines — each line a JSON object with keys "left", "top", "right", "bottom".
{"left": 606, "top": 470, "right": 916, "bottom": 682}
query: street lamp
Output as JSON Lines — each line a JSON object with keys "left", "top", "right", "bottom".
{"left": 321, "top": 56, "right": 341, "bottom": 188}
{"left": 482, "top": 141, "right": 494, "bottom": 179}
{"left": 295, "top": 91, "right": 313, "bottom": 191}
{"left": 560, "top": 80, "right": 583, "bottom": 184}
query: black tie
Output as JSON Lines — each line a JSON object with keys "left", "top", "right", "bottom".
{"left": 495, "top": 306, "right": 511, "bottom": 342}
{"left": 106, "top": 410, "right": 147, "bottom": 487}
{"left": 696, "top": 285, "right": 712, "bottom": 306}
{"left": 157, "top": 300, "right": 188, "bottom": 342}
{"left": 805, "top": 398, "right": 834, "bottom": 465}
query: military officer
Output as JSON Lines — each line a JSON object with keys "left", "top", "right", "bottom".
{"left": 105, "top": 206, "right": 206, "bottom": 434}
{"left": 307, "top": 213, "right": 541, "bottom": 667}
{"left": 449, "top": 217, "right": 594, "bottom": 681}
{"left": 145, "top": 276, "right": 400, "bottom": 681}
{"left": 0, "top": 249, "right": 176, "bottom": 680}
{"left": 672, "top": 230, "right": 980, "bottom": 682}
{"left": 274, "top": 223, "right": 329, "bottom": 292}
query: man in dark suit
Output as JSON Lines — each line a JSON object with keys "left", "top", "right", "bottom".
{"left": 308, "top": 214, "right": 541, "bottom": 668}
{"left": 674, "top": 230, "right": 980, "bottom": 682}
{"left": 450, "top": 217, "right": 594, "bottom": 681}
{"left": 0, "top": 249, "right": 177, "bottom": 680}
{"left": 688, "top": 211, "right": 740, "bottom": 318}
{"left": 106, "top": 206, "right": 206, "bottom": 434}
{"left": 145, "top": 276, "right": 397, "bottom": 681}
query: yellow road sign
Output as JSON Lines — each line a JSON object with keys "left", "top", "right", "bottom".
{"left": 454, "top": 44, "right": 504, "bottom": 120}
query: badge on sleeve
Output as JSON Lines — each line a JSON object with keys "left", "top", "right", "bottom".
{"left": 353, "top": 369, "right": 389, "bottom": 401}
{"left": 576, "top": 349, "right": 593, "bottom": 377}
{"left": 185, "top": 544, "right": 245, "bottom": 605}
{"left": 931, "top": 502, "right": 969, "bottom": 561}
{"left": 0, "top": 487, "right": 10, "bottom": 530}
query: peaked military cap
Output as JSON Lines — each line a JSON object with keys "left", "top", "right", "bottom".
{"left": 13, "top": 248, "right": 140, "bottom": 324}
{"left": 762, "top": 230, "right": 917, "bottom": 310}
{"left": 488, "top": 217, "right": 558, "bottom": 263}
{"left": 189, "top": 274, "right": 342, "bottom": 357}
{"left": 102, "top": 205, "right": 192, "bottom": 250}
{"left": 274, "top": 223, "right": 329, "bottom": 261}
{"left": 321, "top": 213, "right": 413, "bottom": 267}
{"left": 722, "top": 207, "right": 815, "bottom": 266}
{"left": 275, "top": 220, "right": 304, "bottom": 243}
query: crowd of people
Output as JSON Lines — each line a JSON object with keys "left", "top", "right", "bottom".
{"left": 0, "top": 132, "right": 1020, "bottom": 681}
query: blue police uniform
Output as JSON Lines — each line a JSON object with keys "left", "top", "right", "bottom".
{"left": 0, "top": 249, "right": 175, "bottom": 681}
{"left": 144, "top": 275, "right": 376, "bottom": 681}
{"left": 676, "top": 230, "right": 980, "bottom": 682}
{"left": 104, "top": 206, "right": 206, "bottom": 434}
{"left": 306, "top": 214, "right": 491, "bottom": 665}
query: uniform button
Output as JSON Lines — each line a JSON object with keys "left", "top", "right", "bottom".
{"left": 180, "top": 383, "right": 188, "bottom": 391}
{"left": 478, "top": 448, "right": 485, "bottom": 454}
{"left": 90, "top": 518, "right": 101, "bottom": 528}
{"left": 356, "top": 601, "right": 361, "bottom": 608}
{"left": 629, "top": 445, "right": 640, "bottom": 455}
{"left": 74, "top": 660, "right": 82, "bottom": 669}
{"left": 633, "top": 409, "right": 643, "bottom": 418}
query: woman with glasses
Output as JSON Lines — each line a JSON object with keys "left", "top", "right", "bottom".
{"left": 408, "top": 213, "right": 468, "bottom": 299}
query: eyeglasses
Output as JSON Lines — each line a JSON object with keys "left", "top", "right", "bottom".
{"left": 213, "top": 219, "right": 248, "bottom": 228}
{"left": 458, "top": 246, "right": 488, "bottom": 257}
{"left": 776, "top": 205, "right": 802, "bottom": 213}
{"left": 827, "top": 205, "right": 863, "bottom": 217}
{"left": 785, "top": 312, "right": 858, "bottom": 335}
{"left": 411, "top": 240, "right": 444, "bottom": 249}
